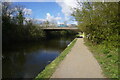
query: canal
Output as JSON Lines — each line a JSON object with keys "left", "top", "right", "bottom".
{"left": 2, "top": 36, "right": 75, "bottom": 78}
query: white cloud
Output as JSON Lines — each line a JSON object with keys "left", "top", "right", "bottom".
{"left": 10, "top": 14, "right": 13, "bottom": 18}
{"left": 35, "top": 18, "right": 46, "bottom": 22}
{"left": 46, "top": 13, "right": 61, "bottom": 23}
{"left": 25, "top": 17, "right": 32, "bottom": 21}
{"left": 7, "top": 0, "right": 56, "bottom": 2}
{"left": 27, "top": 13, "right": 61, "bottom": 24}
{"left": 56, "top": 0, "right": 80, "bottom": 21}
{"left": 46, "top": 13, "right": 53, "bottom": 21}
{"left": 4, "top": 0, "right": 120, "bottom": 2}
{"left": 23, "top": 8, "right": 32, "bottom": 15}
{"left": 57, "top": 21, "right": 60, "bottom": 24}
{"left": 11, "top": 7, "right": 32, "bottom": 16}
{"left": 55, "top": 16, "right": 61, "bottom": 20}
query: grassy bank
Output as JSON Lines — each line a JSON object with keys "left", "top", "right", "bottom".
{"left": 35, "top": 38, "right": 77, "bottom": 80}
{"left": 84, "top": 39, "right": 119, "bottom": 78}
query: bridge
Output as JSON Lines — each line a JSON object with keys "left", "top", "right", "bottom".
{"left": 41, "top": 27, "right": 79, "bottom": 31}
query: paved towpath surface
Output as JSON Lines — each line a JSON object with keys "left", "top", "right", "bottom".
{"left": 51, "top": 38, "right": 105, "bottom": 78}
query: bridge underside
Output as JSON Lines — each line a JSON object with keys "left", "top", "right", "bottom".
{"left": 43, "top": 29, "right": 80, "bottom": 32}
{"left": 42, "top": 27, "right": 80, "bottom": 32}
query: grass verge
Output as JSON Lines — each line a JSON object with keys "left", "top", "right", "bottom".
{"left": 35, "top": 38, "right": 77, "bottom": 80}
{"left": 84, "top": 39, "right": 119, "bottom": 78}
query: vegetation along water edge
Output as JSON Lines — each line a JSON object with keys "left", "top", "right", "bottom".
{"left": 35, "top": 38, "right": 77, "bottom": 80}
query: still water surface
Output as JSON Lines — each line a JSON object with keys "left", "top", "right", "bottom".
{"left": 3, "top": 36, "right": 75, "bottom": 78}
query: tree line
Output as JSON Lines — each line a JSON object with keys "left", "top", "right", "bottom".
{"left": 2, "top": 2, "right": 46, "bottom": 44}
{"left": 72, "top": 2, "right": 119, "bottom": 47}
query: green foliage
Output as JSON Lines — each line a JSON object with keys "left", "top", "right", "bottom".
{"left": 2, "top": 2, "right": 45, "bottom": 43}
{"left": 72, "top": 2, "right": 119, "bottom": 45}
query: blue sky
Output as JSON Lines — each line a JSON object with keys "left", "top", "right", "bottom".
{"left": 13, "top": 2, "right": 77, "bottom": 25}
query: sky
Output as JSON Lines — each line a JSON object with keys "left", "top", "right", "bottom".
{"left": 12, "top": 1, "right": 78, "bottom": 25}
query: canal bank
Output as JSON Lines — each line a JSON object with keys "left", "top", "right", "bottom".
{"left": 35, "top": 38, "right": 77, "bottom": 79}
{"left": 35, "top": 38, "right": 105, "bottom": 79}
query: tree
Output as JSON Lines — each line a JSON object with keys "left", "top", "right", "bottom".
{"left": 2, "top": 2, "right": 45, "bottom": 43}
{"left": 72, "top": 2, "right": 119, "bottom": 45}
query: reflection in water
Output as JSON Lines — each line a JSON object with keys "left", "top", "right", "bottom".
{"left": 2, "top": 36, "right": 75, "bottom": 78}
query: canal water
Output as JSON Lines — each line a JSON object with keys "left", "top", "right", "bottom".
{"left": 2, "top": 36, "right": 75, "bottom": 78}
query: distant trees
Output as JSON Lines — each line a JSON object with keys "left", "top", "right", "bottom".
{"left": 2, "top": 2, "right": 45, "bottom": 43}
{"left": 72, "top": 2, "right": 119, "bottom": 46}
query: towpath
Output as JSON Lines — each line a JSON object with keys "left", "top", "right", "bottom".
{"left": 51, "top": 38, "right": 104, "bottom": 78}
